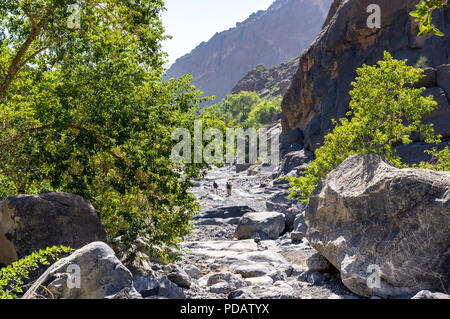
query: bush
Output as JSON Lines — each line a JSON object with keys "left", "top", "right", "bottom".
{"left": 287, "top": 51, "right": 442, "bottom": 202}
{"left": 215, "top": 91, "right": 281, "bottom": 129}
{"left": 0, "top": 246, "right": 73, "bottom": 299}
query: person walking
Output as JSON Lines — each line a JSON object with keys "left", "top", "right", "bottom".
{"left": 226, "top": 181, "right": 232, "bottom": 196}
{"left": 212, "top": 181, "right": 218, "bottom": 195}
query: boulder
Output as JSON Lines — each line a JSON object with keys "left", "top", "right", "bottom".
{"left": 133, "top": 275, "right": 185, "bottom": 299}
{"left": 278, "top": 149, "right": 313, "bottom": 176}
{"left": 23, "top": 242, "right": 138, "bottom": 299}
{"left": 306, "top": 253, "right": 332, "bottom": 272}
{"left": 235, "top": 212, "right": 286, "bottom": 240}
{"left": 306, "top": 154, "right": 450, "bottom": 298}
{"left": 0, "top": 192, "right": 108, "bottom": 266}
{"left": 203, "top": 271, "right": 247, "bottom": 294}
{"left": 410, "top": 290, "right": 450, "bottom": 299}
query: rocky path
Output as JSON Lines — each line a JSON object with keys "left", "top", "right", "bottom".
{"left": 174, "top": 164, "right": 358, "bottom": 299}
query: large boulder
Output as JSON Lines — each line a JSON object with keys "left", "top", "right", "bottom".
{"left": 235, "top": 212, "right": 285, "bottom": 240}
{"left": 23, "top": 242, "right": 139, "bottom": 299}
{"left": 0, "top": 192, "right": 108, "bottom": 266}
{"left": 306, "top": 154, "right": 450, "bottom": 297}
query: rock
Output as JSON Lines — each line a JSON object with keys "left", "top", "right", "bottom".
{"left": 134, "top": 275, "right": 185, "bottom": 299}
{"left": 298, "top": 270, "right": 335, "bottom": 286}
{"left": 194, "top": 206, "right": 255, "bottom": 220}
{"left": 245, "top": 276, "right": 274, "bottom": 286}
{"left": 183, "top": 264, "right": 203, "bottom": 279}
{"left": 228, "top": 288, "right": 256, "bottom": 299}
{"left": 293, "top": 211, "right": 307, "bottom": 234}
{"left": 235, "top": 212, "right": 286, "bottom": 240}
{"left": 422, "top": 87, "right": 450, "bottom": 138}
{"left": 203, "top": 271, "right": 247, "bottom": 294}
{"left": 267, "top": 270, "right": 288, "bottom": 282}
{"left": 410, "top": 290, "right": 450, "bottom": 299}
{"left": 290, "top": 231, "right": 304, "bottom": 242}
{"left": 231, "top": 263, "right": 271, "bottom": 278}
{"left": 278, "top": 149, "right": 314, "bottom": 176}
{"left": 306, "top": 154, "right": 450, "bottom": 298}
{"left": 437, "top": 64, "right": 450, "bottom": 98}
{"left": 23, "top": 242, "right": 136, "bottom": 299}
{"left": 0, "top": 192, "right": 108, "bottom": 266}
{"left": 280, "top": 128, "right": 305, "bottom": 156}
{"left": 281, "top": 0, "right": 450, "bottom": 158}
{"left": 167, "top": 270, "right": 191, "bottom": 289}
{"left": 414, "top": 67, "right": 437, "bottom": 88}
{"left": 265, "top": 192, "right": 302, "bottom": 227}
{"left": 306, "top": 253, "right": 332, "bottom": 272}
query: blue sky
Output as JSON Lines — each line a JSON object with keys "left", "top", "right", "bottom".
{"left": 161, "top": 0, "right": 274, "bottom": 65}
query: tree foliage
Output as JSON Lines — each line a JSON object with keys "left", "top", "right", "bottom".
{"left": 410, "top": 0, "right": 448, "bottom": 36}
{"left": 287, "top": 52, "right": 444, "bottom": 202}
{"left": 0, "top": 0, "right": 226, "bottom": 260}
{"left": 0, "top": 246, "right": 73, "bottom": 299}
{"left": 215, "top": 91, "right": 281, "bottom": 129}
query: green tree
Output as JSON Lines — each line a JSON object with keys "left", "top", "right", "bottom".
{"left": 245, "top": 98, "right": 281, "bottom": 129}
{"left": 410, "top": 0, "right": 448, "bottom": 36}
{"left": 0, "top": 0, "right": 226, "bottom": 261}
{"left": 215, "top": 91, "right": 280, "bottom": 129}
{"left": 287, "top": 52, "right": 442, "bottom": 202}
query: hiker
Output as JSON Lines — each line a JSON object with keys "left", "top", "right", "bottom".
{"left": 212, "top": 181, "right": 218, "bottom": 195}
{"left": 226, "top": 181, "right": 232, "bottom": 196}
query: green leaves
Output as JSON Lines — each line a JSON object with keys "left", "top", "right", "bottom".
{"left": 410, "top": 0, "right": 448, "bottom": 36}
{"left": 0, "top": 1, "right": 228, "bottom": 261}
{"left": 287, "top": 51, "right": 442, "bottom": 202}
{"left": 215, "top": 91, "right": 281, "bottom": 129}
{"left": 0, "top": 246, "right": 73, "bottom": 299}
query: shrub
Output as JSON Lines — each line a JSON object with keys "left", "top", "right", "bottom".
{"left": 287, "top": 51, "right": 441, "bottom": 202}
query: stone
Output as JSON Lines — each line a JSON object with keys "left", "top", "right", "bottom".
{"left": 23, "top": 242, "right": 136, "bottom": 299}
{"left": 231, "top": 263, "right": 271, "bottom": 278}
{"left": 183, "top": 264, "right": 203, "bottom": 279}
{"left": 306, "top": 154, "right": 450, "bottom": 298}
{"left": 306, "top": 253, "right": 332, "bottom": 272}
{"left": 203, "top": 271, "right": 247, "bottom": 294}
{"left": 414, "top": 67, "right": 437, "bottom": 88}
{"left": 167, "top": 271, "right": 191, "bottom": 289}
{"left": 410, "top": 290, "right": 450, "bottom": 299}
{"left": 0, "top": 192, "right": 108, "bottom": 266}
{"left": 293, "top": 211, "right": 307, "bottom": 235}
{"left": 278, "top": 149, "right": 313, "bottom": 176}
{"left": 133, "top": 276, "right": 185, "bottom": 299}
{"left": 290, "top": 232, "right": 304, "bottom": 242}
{"left": 437, "top": 64, "right": 450, "bottom": 99}
{"left": 235, "top": 212, "right": 286, "bottom": 240}
{"left": 194, "top": 206, "right": 255, "bottom": 220}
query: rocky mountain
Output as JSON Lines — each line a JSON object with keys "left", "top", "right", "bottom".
{"left": 231, "top": 57, "right": 300, "bottom": 99}
{"left": 166, "top": 0, "right": 333, "bottom": 105}
{"left": 281, "top": 0, "right": 450, "bottom": 160}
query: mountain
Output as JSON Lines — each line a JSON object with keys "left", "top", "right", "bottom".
{"left": 231, "top": 56, "right": 299, "bottom": 99}
{"left": 281, "top": 0, "right": 450, "bottom": 161}
{"left": 165, "top": 0, "right": 333, "bottom": 105}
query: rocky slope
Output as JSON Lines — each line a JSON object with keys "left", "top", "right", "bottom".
{"left": 231, "top": 57, "right": 299, "bottom": 99}
{"left": 281, "top": 0, "right": 450, "bottom": 159}
{"left": 166, "top": 0, "right": 332, "bottom": 105}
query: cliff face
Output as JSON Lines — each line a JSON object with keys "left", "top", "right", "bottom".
{"left": 231, "top": 57, "right": 299, "bottom": 99}
{"left": 166, "top": 0, "right": 333, "bottom": 104}
{"left": 281, "top": 0, "right": 450, "bottom": 157}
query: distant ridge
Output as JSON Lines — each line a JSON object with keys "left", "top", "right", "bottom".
{"left": 165, "top": 0, "right": 333, "bottom": 105}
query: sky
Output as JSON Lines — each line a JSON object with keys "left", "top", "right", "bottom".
{"left": 161, "top": 0, "right": 275, "bottom": 66}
